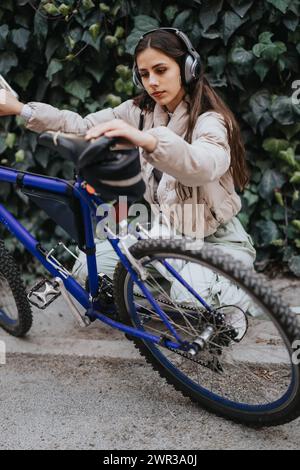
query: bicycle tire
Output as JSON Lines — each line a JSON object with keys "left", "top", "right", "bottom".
{"left": 0, "top": 239, "right": 33, "bottom": 337}
{"left": 113, "top": 239, "right": 300, "bottom": 427}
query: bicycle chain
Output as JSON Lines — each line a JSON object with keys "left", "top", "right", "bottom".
{"left": 134, "top": 291, "right": 207, "bottom": 316}
{"left": 164, "top": 345, "right": 223, "bottom": 372}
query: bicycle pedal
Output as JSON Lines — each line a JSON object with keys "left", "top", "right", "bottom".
{"left": 27, "top": 278, "right": 61, "bottom": 310}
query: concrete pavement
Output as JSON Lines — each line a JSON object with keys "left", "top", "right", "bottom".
{"left": 0, "top": 275, "right": 300, "bottom": 449}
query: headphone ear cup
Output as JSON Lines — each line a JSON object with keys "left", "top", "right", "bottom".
{"left": 183, "top": 54, "right": 194, "bottom": 85}
{"left": 194, "top": 59, "right": 201, "bottom": 79}
{"left": 178, "top": 53, "right": 187, "bottom": 86}
{"left": 183, "top": 54, "right": 201, "bottom": 85}
{"left": 132, "top": 66, "right": 144, "bottom": 89}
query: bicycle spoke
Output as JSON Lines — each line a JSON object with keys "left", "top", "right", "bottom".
{"left": 124, "top": 251, "right": 294, "bottom": 408}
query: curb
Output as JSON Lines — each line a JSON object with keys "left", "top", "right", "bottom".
{"left": 0, "top": 335, "right": 141, "bottom": 360}
{"left": 291, "top": 307, "right": 300, "bottom": 315}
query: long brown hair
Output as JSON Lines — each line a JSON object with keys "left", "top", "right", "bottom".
{"left": 132, "top": 30, "right": 249, "bottom": 191}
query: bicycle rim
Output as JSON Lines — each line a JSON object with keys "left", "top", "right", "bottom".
{"left": 0, "top": 273, "right": 19, "bottom": 327}
{"left": 122, "top": 252, "right": 299, "bottom": 416}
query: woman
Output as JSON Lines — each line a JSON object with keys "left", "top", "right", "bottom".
{"left": 0, "top": 28, "right": 256, "bottom": 310}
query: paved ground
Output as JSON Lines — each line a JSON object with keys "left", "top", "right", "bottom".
{"left": 1, "top": 353, "right": 300, "bottom": 450}
{"left": 0, "top": 273, "right": 300, "bottom": 450}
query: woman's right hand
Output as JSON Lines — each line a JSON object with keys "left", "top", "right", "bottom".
{"left": 0, "top": 90, "right": 24, "bottom": 116}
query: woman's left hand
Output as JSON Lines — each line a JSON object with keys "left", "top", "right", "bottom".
{"left": 85, "top": 119, "right": 157, "bottom": 153}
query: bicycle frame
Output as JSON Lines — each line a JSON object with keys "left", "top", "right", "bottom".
{"left": 0, "top": 165, "right": 208, "bottom": 352}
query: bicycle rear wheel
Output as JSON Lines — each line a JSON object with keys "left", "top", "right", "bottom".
{"left": 114, "top": 239, "right": 300, "bottom": 427}
{"left": 0, "top": 239, "right": 32, "bottom": 337}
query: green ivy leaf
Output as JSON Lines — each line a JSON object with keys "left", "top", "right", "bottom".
{"left": 283, "top": 11, "right": 299, "bottom": 31}
{"left": 293, "top": 190, "right": 300, "bottom": 201}
{"left": 65, "top": 78, "right": 92, "bottom": 102}
{"left": 46, "top": 59, "right": 63, "bottom": 81}
{"left": 258, "top": 168, "right": 286, "bottom": 201}
{"left": 14, "top": 70, "right": 34, "bottom": 90}
{"left": 243, "top": 188, "right": 259, "bottom": 206}
{"left": 116, "top": 64, "right": 132, "bottom": 80}
{"left": 290, "top": 172, "right": 300, "bottom": 184}
{"left": 263, "top": 138, "right": 290, "bottom": 155}
{"left": 106, "top": 94, "right": 121, "bottom": 107}
{"left": 86, "top": 63, "right": 105, "bottom": 83}
{"left": 82, "top": 30, "right": 101, "bottom": 52}
{"left": 243, "top": 89, "right": 273, "bottom": 132}
{"left": 58, "top": 3, "right": 71, "bottom": 16}
{"left": 164, "top": 5, "right": 179, "bottom": 23}
{"left": 199, "top": 0, "right": 223, "bottom": 31}
{"left": 125, "top": 15, "right": 159, "bottom": 55}
{"left": 271, "top": 95, "right": 298, "bottom": 125}
{"left": 228, "top": 46, "right": 255, "bottom": 74}
{"left": 104, "top": 35, "right": 118, "bottom": 48}
{"left": 207, "top": 55, "right": 226, "bottom": 78}
{"left": 89, "top": 23, "right": 101, "bottom": 41}
{"left": 253, "top": 32, "right": 287, "bottom": 61}
{"left": 278, "top": 147, "right": 297, "bottom": 168}
{"left": 288, "top": 255, "right": 300, "bottom": 277}
{"left": 173, "top": 9, "right": 193, "bottom": 32}
{"left": 43, "top": 3, "right": 60, "bottom": 15}
{"left": 274, "top": 190, "right": 284, "bottom": 206}
{"left": 0, "top": 136, "right": 7, "bottom": 155}
{"left": 292, "top": 220, "right": 300, "bottom": 232}
{"left": 34, "top": 10, "right": 48, "bottom": 46}
{"left": 0, "top": 182, "right": 10, "bottom": 201}
{"left": 0, "top": 25, "right": 9, "bottom": 49}
{"left": 227, "top": 0, "right": 254, "bottom": 18}
{"left": 114, "top": 26, "right": 125, "bottom": 39}
{"left": 99, "top": 2, "right": 110, "bottom": 13}
{"left": 15, "top": 149, "right": 25, "bottom": 163}
{"left": 114, "top": 77, "right": 124, "bottom": 93}
{"left": 266, "top": 0, "right": 291, "bottom": 14}
{"left": 237, "top": 212, "right": 249, "bottom": 227}
{"left": 254, "top": 59, "right": 270, "bottom": 81}
{"left": 11, "top": 28, "right": 30, "bottom": 50}
{"left": 134, "top": 15, "right": 159, "bottom": 31}
{"left": 222, "top": 11, "right": 248, "bottom": 45}
{"left": 254, "top": 220, "right": 281, "bottom": 246}
{"left": 270, "top": 239, "right": 285, "bottom": 246}
{"left": 45, "top": 37, "right": 61, "bottom": 63}
{"left": 280, "top": 123, "right": 300, "bottom": 140}
{"left": 5, "top": 132, "right": 16, "bottom": 149}
{"left": 0, "top": 51, "right": 18, "bottom": 74}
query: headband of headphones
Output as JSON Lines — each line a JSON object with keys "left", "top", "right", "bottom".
{"left": 132, "top": 27, "right": 201, "bottom": 88}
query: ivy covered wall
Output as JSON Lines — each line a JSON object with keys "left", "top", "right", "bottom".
{"left": 0, "top": 0, "right": 299, "bottom": 281}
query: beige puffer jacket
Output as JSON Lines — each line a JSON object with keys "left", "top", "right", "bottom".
{"left": 25, "top": 94, "right": 242, "bottom": 238}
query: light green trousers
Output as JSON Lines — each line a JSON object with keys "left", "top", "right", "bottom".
{"left": 72, "top": 216, "right": 256, "bottom": 311}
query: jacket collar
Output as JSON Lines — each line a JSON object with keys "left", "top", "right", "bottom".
{"left": 152, "top": 94, "right": 191, "bottom": 137}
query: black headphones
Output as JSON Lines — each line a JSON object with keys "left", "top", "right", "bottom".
{"left": 132, "top": 27, "right": 202, "bottom": 89}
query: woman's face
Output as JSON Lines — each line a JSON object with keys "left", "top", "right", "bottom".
{"left": 136, "top": 47, "right": 186, "bottom": 113}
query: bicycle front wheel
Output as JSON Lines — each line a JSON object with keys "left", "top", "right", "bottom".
{"left": 114, "top": 239, "right": 300, "bottom": 427}
{"left": 0, "top": 239, "right": 32, "bottom": 337}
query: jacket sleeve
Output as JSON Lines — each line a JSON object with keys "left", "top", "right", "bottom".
{"left": 24, "top": 98, "right": 139, "bottom": 134}
{"left": 142, "top": 112, "right": 231, "bottom": 186}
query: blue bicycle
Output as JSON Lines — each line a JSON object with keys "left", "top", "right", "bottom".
{"left": 0, "top": 131, "right": 300, "bottom": 427}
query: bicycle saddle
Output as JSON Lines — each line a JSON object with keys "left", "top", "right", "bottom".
{"left": 38, "top": 131, "right": 90, "bottom": 163}
{"left": 38, "top": 131, "right": 132, "bottom": 164}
